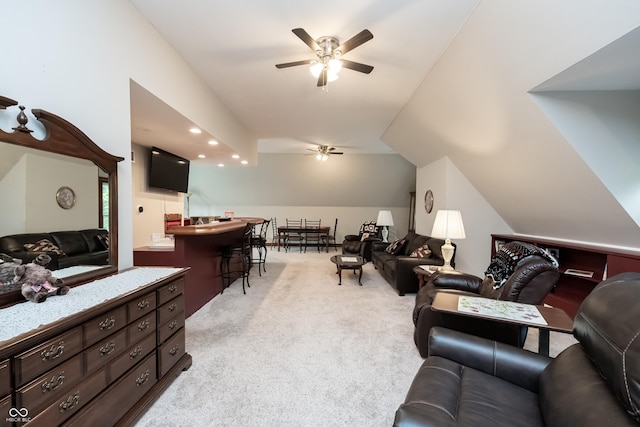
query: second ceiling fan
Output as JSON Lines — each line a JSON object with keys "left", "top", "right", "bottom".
{"left": 276, "top": 28, "right": 374, "bottom": 87}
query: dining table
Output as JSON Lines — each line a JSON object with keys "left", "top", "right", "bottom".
{"left": 277, "top": 225, "right": 331, "bottom": 252}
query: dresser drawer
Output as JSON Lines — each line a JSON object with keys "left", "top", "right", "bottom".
{"left": 157, "top": 278, "right": 184, "bottom": 306}
{"left": 26, "top": 368, "right": 106, "bottom": 427}
{"left": 16, "top": 353, "right": 83, "bottom": 414}
{"left": 83, "top": 305, "right": 127, "bottom": 347}
{"left": 126, "top": 312, "right": 156, "bottom": 344}
{"left": 64, "top": 353, "right": 157, "bottom": 427}
{"left": 127, "top": 291, "right": 156, "bottom": 321}
{"left": 0, "top": 395, "right": 12, "bottom": 423}
{"left": 108, "top": 332, "right": 156, "bottom": 384}
{"left": 157, "top": 295, "right": 185, "bottom": 324}
{"left": 84, "top": 328, "right": 127, "bottom": 374}
{"left": 0, "top": 359, "right": 10, "bottom": 397}
{"left": 15, "top": 327, "right": 83, "bottom": 387}
{"left": 158, "top": 312, "right": 185, "bottom": 344}
{"left": 158, "top": 328, "right": 185, "bottom": 377}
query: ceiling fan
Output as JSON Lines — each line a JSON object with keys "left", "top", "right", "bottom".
{"left": 307, "top": 145, "right": 344, "bottom": 161}
{"left": 275, "top": 28, "right": 374, "bottom": 87}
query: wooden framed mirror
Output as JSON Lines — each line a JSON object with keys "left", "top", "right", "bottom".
{"left": 0, "top": 95, "right": 124, "bottom": 307}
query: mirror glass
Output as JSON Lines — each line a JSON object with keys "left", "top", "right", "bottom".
{"left": 0, "top": 98, "right": 120, "bottom": 307}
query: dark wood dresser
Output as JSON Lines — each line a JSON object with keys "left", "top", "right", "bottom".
{"left": 0, "top": 267, "right": 192, "bottom": 426}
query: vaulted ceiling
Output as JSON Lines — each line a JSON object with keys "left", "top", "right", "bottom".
{"left": 130, "top": 0, "right": 640, "bottom": 248}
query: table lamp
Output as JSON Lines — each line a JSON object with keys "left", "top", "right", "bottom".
{"left": 430, "top": 210, "right": 465, "bottom": 271}
{"left": 376, "top": 210, "right": 394, "bottom": 242}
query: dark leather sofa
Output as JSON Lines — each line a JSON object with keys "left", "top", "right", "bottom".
{"left": 371, "top": 231, "right": 453, "bottom": 296}
{"left": 0, "top": 229, "right": 109, "bottom": 270}
{"left": 413, "top": 249, "right": 559, "bottom": 356}
{"left": 395, "top": 272, "right": 640, "bottom": 426}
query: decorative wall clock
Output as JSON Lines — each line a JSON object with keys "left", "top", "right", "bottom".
{"left": 56, "top": 186, "right": 76, "bottom": 209}
{"left": 424, "top": 190, "right": 434, "bottom": 214}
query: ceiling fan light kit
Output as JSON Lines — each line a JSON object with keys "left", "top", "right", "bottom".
{"left": 276, "top": 28, "right": 374, "bottom": 88}
{"left": 309, "top": 145, "right": 343, "bottom": 161}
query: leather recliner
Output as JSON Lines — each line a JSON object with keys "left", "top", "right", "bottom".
{"left": 395, "top": 272, "right": 640, "bottom": 426}
{"left": 341, "top": 221, "right": 381, "bottom": 262}
{"left": 413, "top": 242, "right": 560, "bottom": 357}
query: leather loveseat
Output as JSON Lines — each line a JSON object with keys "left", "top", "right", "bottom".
{"left": 371, "top": 231, "right": 453, "bottom": 296}
{"left": 0, "top": 229, "right": 109, "bottom": 270}
{"left": 395, "top": 272, "right": 640, "bottom": 426}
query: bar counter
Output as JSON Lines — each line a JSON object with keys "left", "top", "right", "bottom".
{"left": 134, "top": 217, "right": 264, "bottom": 317}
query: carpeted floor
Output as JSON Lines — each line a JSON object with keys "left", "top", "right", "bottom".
{"left": 135, "top": 249, "right": 577, "bottom": 427}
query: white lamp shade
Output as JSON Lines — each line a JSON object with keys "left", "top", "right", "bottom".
{"left": 431, "top": 210, "right": 466, "bottom": 239}
{"left": 376, "top": 210, "right": 394, "bottom": 227}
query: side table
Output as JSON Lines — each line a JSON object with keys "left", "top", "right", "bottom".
{"left": 413, "top": 265, "right": 440, "bottom": 289}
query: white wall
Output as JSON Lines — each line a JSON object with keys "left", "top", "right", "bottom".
{"left": 1, "top": 1, "right": 253, "bottom": 269}
{"left": 416, "top": 157, "right": 512, "bottom": 276}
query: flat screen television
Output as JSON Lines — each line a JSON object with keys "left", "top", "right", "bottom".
{"left": 148, "top": 146, "right": 190, "bottom": 193}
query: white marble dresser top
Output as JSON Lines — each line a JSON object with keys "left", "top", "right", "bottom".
{"left": 0, "top": 267, "right": 182, "bottom": 344}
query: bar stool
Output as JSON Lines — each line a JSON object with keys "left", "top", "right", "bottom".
{"left": 251, "top": 219, "right": 270, "bottom": 275}
{"left": 220, "top": 223, "right": 254, "bottom": 294}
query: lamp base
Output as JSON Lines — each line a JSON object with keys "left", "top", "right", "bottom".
{"left": 439, "top": 238, "right": 455, "bottom": 271}
{"left": 381, "top": 226, "right": 389, "bottom": 243}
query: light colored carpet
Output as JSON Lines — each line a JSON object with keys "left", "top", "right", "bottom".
{"left": 135, "top": 250, "right": 577, "bottom": 426}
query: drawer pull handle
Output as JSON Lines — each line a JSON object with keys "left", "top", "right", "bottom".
{"left": 99, "top": 342, "right": 116, "bottom": 356}
{"left": 137, "top": 299, "right": 150, "bottom": 310}
{"left": 168, "top": 284, "right": 178, "bottom": 293}
{"left": 99, "top": 316, "right": 116, "bottom": 331}
{"left": 41, "top": 341, "right": 65, "bottom": 361}
{"left": 129, "top": 346, "right": 143, "bottom": 359}
{"left": 169, "top": 345, "right": 180, "bottom": 356}
{"left": 168, "top": 320, "right": 178, "bottom": 331}
{"left": 136, "top": 369, "right": 150, "bottom": 386}
{"left": 137, "top": 319, "right": 150, "bottom": 331}
{"left": 168, "top": 303, "right": 178, "bottom": 312}
{"left": 59, "top": 392, "right": 80, "bottom": 412}
{"left": 42, "top": 372, "right": 65, "bottom": 393}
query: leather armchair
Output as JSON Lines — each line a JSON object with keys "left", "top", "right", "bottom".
{"left": 413, "top": 242, "right": 559, "bottom": 357}
{"left": 396, "top": 272, "right": 640, "bottom": 426}
{"left": 341, "top": 221, "right": 381, "bottom": 262}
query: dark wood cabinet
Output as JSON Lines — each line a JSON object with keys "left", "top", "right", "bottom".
{"left": 0, "top": 268, "right": 191, "bottom": 426}
{"left": 492, "top": 234, "right": 640, "bottom": 318}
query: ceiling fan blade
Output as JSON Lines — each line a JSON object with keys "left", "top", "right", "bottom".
{"left": 292, "top": 28, "right": 320, "bottom": 52}
{"left": 341, "top": 59, "right": 374, "bottom": 74}
{"left": 275, "top": 59, "right": 313, "bottom": 69}
{"left": 317, "top": 68, "right": 328, "bottom": 87}
{"left": 337, "top": 29, "right": 373, "bottom": 55}
{"left": 331, "top": 152, "right": 344, "bottom": 155}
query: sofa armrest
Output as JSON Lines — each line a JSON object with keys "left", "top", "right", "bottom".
{"left": 343, "top": 234, "right": 361, "bottom": 242}
{"left": 428, "top": 326, "right": 551, "bottom": 393}
{"left": 371, "top": 241, "right": 389, "bottom": 252}
{"left": 429, "top": 270, "right": 483, "bottom": 293}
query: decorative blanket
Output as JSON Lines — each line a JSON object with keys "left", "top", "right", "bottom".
{"left": 485, "top": 241, "right": 559, "bottom": 289}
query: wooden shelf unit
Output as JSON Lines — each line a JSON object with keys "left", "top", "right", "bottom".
{"left": 492, "top": 234, "right": 640, "bottom": 318}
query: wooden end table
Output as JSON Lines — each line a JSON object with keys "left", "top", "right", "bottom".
{"left": 413, "top": 265, "right": 440, "bottom": 289}
{"left": 431, "top": 293, "right": 573, "bottom": 356}
{"left": 330, "top": 255, "right": 365, "bottom": 286}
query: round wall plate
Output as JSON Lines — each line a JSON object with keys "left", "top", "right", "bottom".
{"left": 424, "top": 190, "right": 434, "bottom": 213}
{"left": 56, "top": 186, "right": 76, "bottom": 209}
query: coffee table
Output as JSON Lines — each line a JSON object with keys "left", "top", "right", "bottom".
{"left": 431, "top": 292, "right": 573, "bottom": 356}
{"left": 330, "top": 255, "right": 365, "bottom": 286}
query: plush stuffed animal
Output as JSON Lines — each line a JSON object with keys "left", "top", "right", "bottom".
{"left": 0, "top": 253, "right": 23, "bottom": 286}
{"left": 14, "top": 254, "right": 69, "bottom": 303}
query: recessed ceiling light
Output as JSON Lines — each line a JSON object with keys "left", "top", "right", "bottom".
{"left": 198, "top": 154, "right": 206, "bottom": 159}
{"left": 208, "top": 139, "right": 218, "bottom": 145}
{"left": 189, "top": 127, "right": 202, "bottom": 134}
{"left": 241, "top": 160, "right": 248, "bottom": 165}
{"left": 232, "top": 154, "right": 240, "bottom": 159}
{"left": 218, "top": 163, "right": 225, "bottom": 167}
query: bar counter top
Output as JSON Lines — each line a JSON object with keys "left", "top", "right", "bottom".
{"left": 166, "top": 216, "right": 264, "bottom": 235}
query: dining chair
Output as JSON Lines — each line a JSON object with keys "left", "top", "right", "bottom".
{"left": 322, "top": 218, "right": 338, "bottom": 252}
{"left": 303, "top": 219, "right": 322, "bottom": 253}
{"left": 251, "top": 218, "right": 270, "bottom": 275}
{"left": 270, "top": 217, "right": 278, "bottom": 247}
{"left": 284, "top": 218, "right": 304, "bottom": 252}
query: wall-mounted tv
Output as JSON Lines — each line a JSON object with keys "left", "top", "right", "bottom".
{"left": 148, "top": 146, "right": 190, "bottom": 193}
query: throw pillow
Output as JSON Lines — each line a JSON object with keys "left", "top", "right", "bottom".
{"left": 96, "top": 234, "right": 110, "bottom": 250}
{"left": 23, "top": 239, "right": 66, "bottom": 257}
{"left": 410, "top": 245, "right": 432, "bottom": 258}
{"left": 385, "top": 238, "right": 406, "bottom": 255}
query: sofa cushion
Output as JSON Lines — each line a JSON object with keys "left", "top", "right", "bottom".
{"left": 385, "top": 238, "right": 406, "bottom": 255}
{"left": 23, "top": 239, "right": 66, "bottom": 257}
